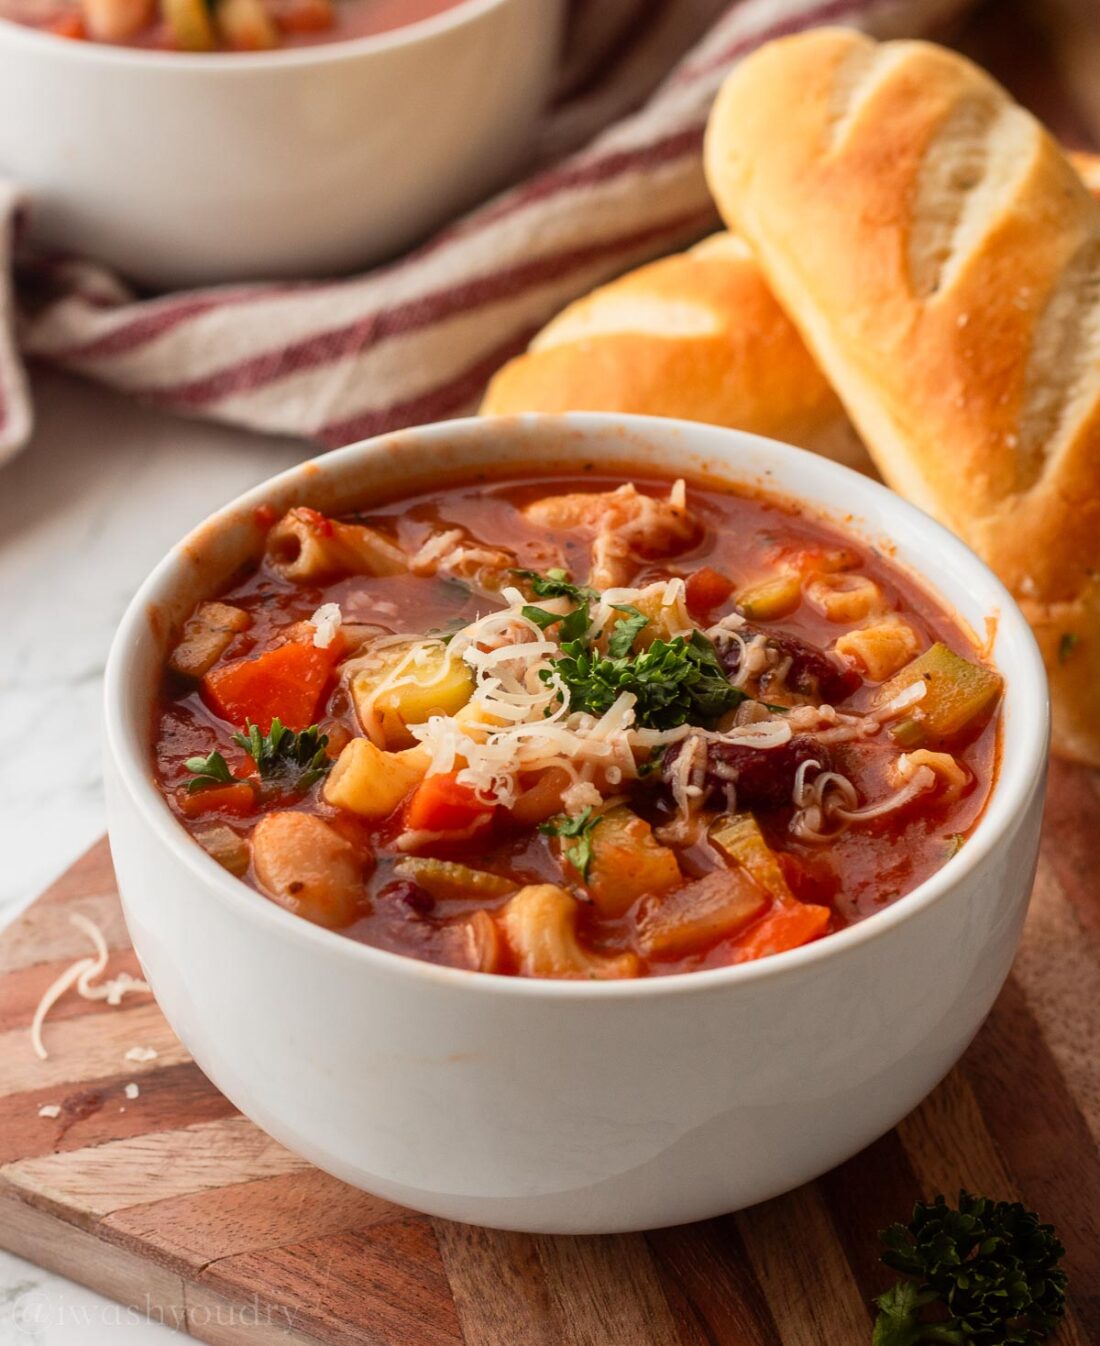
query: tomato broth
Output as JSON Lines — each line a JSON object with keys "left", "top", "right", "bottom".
{"left": 153, "top": 471, "right": 1002, "bottom": 979}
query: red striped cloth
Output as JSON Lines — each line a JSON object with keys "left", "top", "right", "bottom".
{"left": 0, "top": 0, "right": 975, "bottom": 463}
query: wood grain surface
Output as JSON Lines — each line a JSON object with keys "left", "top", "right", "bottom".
{"left": 0, "top": 759, "right": 1097, "bottom": 1346}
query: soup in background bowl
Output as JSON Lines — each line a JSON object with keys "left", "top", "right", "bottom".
{"left": 104, "top": 414, "right": 1048, "bottom": 1232}
{"left": 4, "top": 0, "right": 468, "bottom": 51}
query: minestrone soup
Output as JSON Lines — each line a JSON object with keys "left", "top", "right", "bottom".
{"left": 153, "top": 471, "right": 1002, "bottom": 979}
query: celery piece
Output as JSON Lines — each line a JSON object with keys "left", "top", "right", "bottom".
{"left": 194, "top": 824, "right": 250, "bottom": 877}
{"left": 737, "top": 573, "right": 801, "bottom": 621}
{"left": 394, "top": 858, "right": 515, "bottom": 902}
{"left": 877, "top": 643, "right": 1003, "bottom": 748}
{"left": 638, "top": 869, "right": 767, "bottom": 958}
{"left": 709, "top": 813, "right": 792, "bottom": 901}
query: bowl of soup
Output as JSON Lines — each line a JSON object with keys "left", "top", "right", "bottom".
{"left": 0, "top": 0, "right": 563, "bottom": 285}
{"left": 104, "top": 414, "right": 1048, "bottom": 1232}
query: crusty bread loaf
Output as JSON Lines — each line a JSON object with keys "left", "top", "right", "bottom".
{"left": 705, "top": 30, "right": 1100, "bottom": 765}
{"left": 1072, "top": 149, "right": 1100, "bottom": 195}
{"left": 483, "top": 147, "right": 1100, "bottom": 487}
{"left": 481, "top": 233, "right": 870, "bottom": 471}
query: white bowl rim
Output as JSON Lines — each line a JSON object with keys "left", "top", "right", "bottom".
{"left": 104, "top": 412, "right": 1050, "bottom": 1001}
{"left": 0, "top": 0, "right": 511, "bottom": 70}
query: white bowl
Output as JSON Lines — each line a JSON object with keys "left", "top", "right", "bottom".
{"left": 0, "top": 0, "right": 563, "bottom": 287}
{"left": 104, "top": 414, "right": 1049, "bottom": 1233}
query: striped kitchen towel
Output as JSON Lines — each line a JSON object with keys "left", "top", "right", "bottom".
{"left": 0, "top": 0, "right": 977, "bottom": 463}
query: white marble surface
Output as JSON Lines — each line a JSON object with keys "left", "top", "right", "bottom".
{"left": 0, "top": 368, "right": 308, "bottom": 1343}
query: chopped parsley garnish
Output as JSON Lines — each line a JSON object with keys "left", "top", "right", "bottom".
{"left": 233, "top": 718, "right": 332, "bottom": 792}
{"left": 607, "top": 603, "right": 649, "bottom": 658}
{"left": 517, "top": 568, "right": 742, "bottom": 730}
{"left": 637, "top": 745, "right": 668, "bottom": 777}
{"left": 523, "top": 602, "right": 592, "bottom": 644}
{"left": 545, "top": 628, "right": 744, "bottom": 730}
{"left": 540, "top": 807, "right": 604, "bottom": 880}
{"left": 872, "top": 1192, "right": 1067, "bottom": 1346}
{"left": 513, "top": 567, "right": 598, "bottom": 605}
{"left": 1058, "top": 632, "right": 1079, "bottom": 664}
{"left": 183, "top": 750, "right": 236, "bottom": 794}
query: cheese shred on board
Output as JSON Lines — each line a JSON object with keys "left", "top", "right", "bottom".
{"left": 30, "top": 913, "right": 150, "bottom": 1061}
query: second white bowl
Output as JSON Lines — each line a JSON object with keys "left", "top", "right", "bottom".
{"left": 0, "top": 0, "right": 563, "bottom": 286}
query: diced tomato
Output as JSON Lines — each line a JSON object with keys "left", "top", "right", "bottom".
{"left": 405, "top": 772, "right": 494, "bottom": 833}
{"left": 685, "top": 567, "right": 734, "bottom": 619}
{"left": 178, "top": 782, "right": 257, "bottom": 818}
{"left": 202, "top": 637, "right": 341, "bottom": 732}
{"left": 46, "top": 12, "right": 86, "bottom": 37}
{"left": 274, "top": 0, "right": 334, "bottom": 33}
{"left": 728, "top": 901, "right": 831, "bottom": 963}
{"left": 297, "top": 505, "right": 333, "bottom": 536}
{"left": 253, "top": 503, "right": 279, "bottom": 530}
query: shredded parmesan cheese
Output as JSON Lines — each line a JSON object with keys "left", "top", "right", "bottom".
{"left": 30, "top": 914, "right": 150, "bottom": 1061}
{"left": 409, "top": 528, "right": 513, "bottom": 580}
{"left": 124, "top": 1082, "right": 140, "bottom": 1100}
{"left": 38, "top": 1104, "right": 60, "bottom": 1119}
{"left": 309, "top": 602, "right": 343, "bottom": 649}
{"left": 791, "top": 756, "right": 938, "bottom": 841}
{"left": 872, "top": 679, "right": 927, "bottom": 721}
{"left": 124, "top": 1046, "right": 158, "bottom": 1063}
{"left": 562, "top": 781, "right": 603, "bottom": 814}
{"left": 410, "top": 528, "right": 465, "bottom": 574}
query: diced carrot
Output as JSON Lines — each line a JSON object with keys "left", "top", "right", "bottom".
{"left": 202, "top": 638, "right": 341, "bottom": 731}
{"left": 405, "top": 772, "right": 493, "bottom": 833}
{"left": 178, "top": 782, "right": 257, "bottom": 818}
{"left": 685, "top": 567, "right": 734, "bottom": 619}
{"left": 46, "top": 12, "right": 86, "bottom": 37}
{"left": 729, "top": 901, "right": 831, "bottom": 963}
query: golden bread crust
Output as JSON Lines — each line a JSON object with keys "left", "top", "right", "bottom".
{"left": 481, "top": 234, "right": 849, "bottom": 454}
{"left": 705, "top": 29, "right": 1100, "bottom": 763}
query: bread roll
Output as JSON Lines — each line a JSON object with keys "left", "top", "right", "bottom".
{"left": 1073, "top": 149, "right": 1100, "bottom": 195}
{"left": 481, "top": 233, "right": 868, "bottom": 470}
{"left": 705, "top": 30, "right": 1100, "bottom": 765}
{"left": 483, "top": 147, "right": 1100, "bottom": 485}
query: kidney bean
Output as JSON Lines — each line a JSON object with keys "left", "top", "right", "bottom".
{"left": 662, "top": 734, "right": 830, "bottom": 811}
{"left": 719, "top": 626, "right": 860, "bottom": 705}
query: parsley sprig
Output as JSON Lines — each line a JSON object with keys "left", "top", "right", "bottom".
{"left": 517, "top": 568, "right": 598, "bottom": 645}
{"left": 513, "top": 568, "right": 598, "bottom": 605}
{"left": 540, "top": 808, "right": 605, "bottom": 880}
{"left": 523, "top": 601, "right": 592, "bottom": 644}
{"left": 872, "top": 1192, "right": 1067, "bottom": 1346}
{"left": 546, "top": 628, "right": 744, "bottom": 730}
{"left": 183, "top": 750, "right": 236, "bottom": 794}
{"left": 233, "top": 718, "right": 332, "bottom": 792}
{"left": 516, "top": 567, "right": 743, "bottom": 731}
{"left": 606, "top": 603, "right": 649, "bottom": 658}
{"left": 184, "top": 720, "right": 332, "bottom": 796}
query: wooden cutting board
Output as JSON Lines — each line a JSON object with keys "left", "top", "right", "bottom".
{"left": 0, "top": 758, "right": 1097, "bottom": 1346}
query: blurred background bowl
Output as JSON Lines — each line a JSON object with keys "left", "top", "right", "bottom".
{"left": 0, "top": 0, "right": 564, "bottom": 287}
